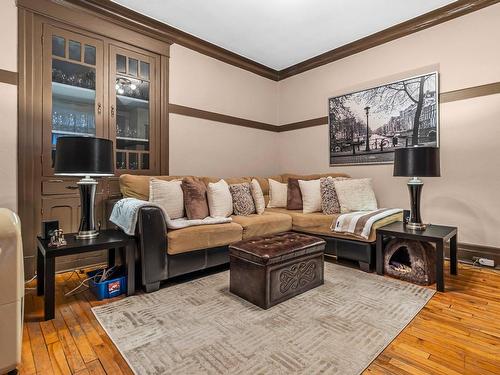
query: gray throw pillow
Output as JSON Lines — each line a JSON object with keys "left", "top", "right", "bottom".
{"left": 229, "top": 183, "right": 256, "bottom": 216}
{"left": 320, "top": 176, "right": 348, "bottom": 214}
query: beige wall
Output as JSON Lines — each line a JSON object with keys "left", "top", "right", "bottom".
{"left": 169, "top": 44, "right": 280, "bottom": 177}
{"left": 277, "top": 4, "right": 500, "bottom": 247}
{"left": 0, "top": 0, "right": 17, "bottom": 212}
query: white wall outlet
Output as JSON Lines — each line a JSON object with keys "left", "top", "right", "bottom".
{"left": 473, "top": 256, "right": 495, "bottom": 267}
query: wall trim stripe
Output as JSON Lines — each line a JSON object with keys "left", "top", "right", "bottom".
{"left": 440, "top": 81, "right": 500, "bottom": 103}
{"left": 0, "top": 69, "right": 18, "bottom": 85}
{"left": 169, "top": 104, "right": 278, "bottom": 132}
{"left": 277, "top": 117, "right": 328, "bottom": 133}
{"left": 170, "top": 81, "right": 500, "bottom": 133}
{"left": 278, "top": 81, "right": 500, "bottom": 132}
{"left": 27, "top": 0, "right": 500, "bottom": 81}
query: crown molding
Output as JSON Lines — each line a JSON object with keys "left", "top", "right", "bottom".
{"left": 17, "top": 0, "right": 500, "bottom": 81}
{"left": 278, "top": 0, "right": 500, "bottom": 80}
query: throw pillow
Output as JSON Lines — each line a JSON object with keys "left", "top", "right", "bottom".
{"left": 286, "top": 178, "right": 303, "bottom": 210}
{"left": 149, "top": 178, "right": 184, "bottom": 219}
{"left": 207, "top": 179, "right": 233, "bottom": 218}
{"left": 181, "top": 177, "right": 209, "bottom": 220}
{"left": 298, "top": 179, "right": 321, "bottom": 214}
{"left": 334, "top": 178, "right": 378, "bottom": 213}
{"left": 250, "top": 179, "right": 265, "bottom": 215}
{"left": 320, "top": 176, "right": 349, "bottom": 214}
{"left": 267, "top": 179, "right": 288, "bottom": 208}
{"left": 229, "top": 183, "right": 256, "bottom": 216}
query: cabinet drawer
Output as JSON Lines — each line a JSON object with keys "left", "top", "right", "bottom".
{"left": 42, "top": 179, "right": 105, "bottom": 195}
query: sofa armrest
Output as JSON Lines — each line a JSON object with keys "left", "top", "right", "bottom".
{"left": 138, "top": 206, "right": 168, "bottom": 291}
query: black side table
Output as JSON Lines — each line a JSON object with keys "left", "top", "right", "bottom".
{"left": 36, "top": 229, "right": 136, "bottom": 320}
{"left": 376, "top": 222, "right": 458, "bottom": 292}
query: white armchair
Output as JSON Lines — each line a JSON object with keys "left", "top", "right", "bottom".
{"left": 0, "top": 208, "right": 24, "bottom": 374}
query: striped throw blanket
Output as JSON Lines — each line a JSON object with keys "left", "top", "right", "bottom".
{"left": 331, "top": 208, "right": 403, "bottom": 239}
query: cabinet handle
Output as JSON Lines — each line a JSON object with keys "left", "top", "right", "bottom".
{"left": 65, "top": 185, "right": 79, "bottom": 190}
{"left": 111, "top": 105, "right": 115, "bottom": 118}
{"left": 48, "top": 179, "right": 64, "bottom": 183}
{"left": 97, "top": 103, "right": 102, "bottom": 114}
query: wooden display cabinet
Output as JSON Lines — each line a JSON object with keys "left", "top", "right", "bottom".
{"left": 18, "top": 0, "right": 170, "bottom": 277}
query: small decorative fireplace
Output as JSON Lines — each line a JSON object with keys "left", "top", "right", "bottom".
{"left": 383, "top": 239, "right": 436, "bottom": 285}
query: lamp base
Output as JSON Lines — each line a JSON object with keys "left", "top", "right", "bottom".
{"left": 405, "top": 222, "right": 427, "bottom": 231}
{"left": 76, "top": 176, "right": 99, "bottom": 240}
{"left": 407, "top": 177, "right": 426, "bottom": 231}
{"left": 76, "top": 230, "right": 99, "bottom": 239}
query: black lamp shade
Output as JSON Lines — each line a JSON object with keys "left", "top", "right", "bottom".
{"left": 393, "top": 147, "right": 440, "bottom": 177}
{"left": 54, "top": 137, "right": 114, "bottom": 176}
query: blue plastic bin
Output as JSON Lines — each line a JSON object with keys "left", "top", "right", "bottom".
{"left": 87, "top": 266, "right": 127, "bottom": 300}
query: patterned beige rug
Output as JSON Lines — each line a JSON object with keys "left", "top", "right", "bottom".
{"left": 93, "top": 262, "right": 434, "bottom": 374}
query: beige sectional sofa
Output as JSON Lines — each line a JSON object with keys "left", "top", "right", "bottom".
{"left": 118, "top": 172, "right": 402, "bottom": 292}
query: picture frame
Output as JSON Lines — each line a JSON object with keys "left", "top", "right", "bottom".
{"left": 328, "top": 72, "right": 439, "bottom": 166}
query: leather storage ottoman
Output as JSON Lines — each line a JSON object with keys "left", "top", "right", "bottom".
{"left": 229, "top": 232, "right": 326, "bottom": 309}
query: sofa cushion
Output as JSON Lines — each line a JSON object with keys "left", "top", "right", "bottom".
{"left": 250, "top": 179, "right": 265, "bottom": 214}
{"left": 281, "top": 172, "right": 350, "bottom": 183}
{"left": 265, "top": 208, "right": 399, "bottom": 242}
{"left": 201, "top": 176, "right": 251, "bottom": 186}
{"left": 207, "top": 179, "right": 233, "bottom": 218}
{"left": 167, "top": 223, "right": 243, "bottom": 255}
{"left": 334, "top": 178, "right": 377, "bottom": 213}
{"left": 268, "top": 179, "right": 288, "bottom": 208}
{"left": 298, "top": 179, "right": 321, "bottom": 213}
{"left": 286, "top": 178, "right": 303, "bottom": 210}
{"left": 149, "top": 178, "right": 184, "bottom": 219}
{"left": 120, "top": 174, "right": 189, "bottom": 200}
{"left": 181, "top": 177, "right": 209, "bottom": 220}
{"left": 229, "top": 183, "right": 256, "bottom": 216}
{"left": 231, "top": 211, "right": 292, "bottom": 239}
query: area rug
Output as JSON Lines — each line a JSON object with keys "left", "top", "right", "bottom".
{"left": 92, "top": 262, "right": 434, "bottom": 374}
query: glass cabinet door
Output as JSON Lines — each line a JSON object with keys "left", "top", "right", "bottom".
{"left": 110, "top": 45, "right": 157, "bottom": 173}
{"left": 42, "top": 25, "right": 104, "bottom": 175}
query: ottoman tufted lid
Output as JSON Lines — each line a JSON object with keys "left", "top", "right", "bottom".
{"left": 229, "top": 232, "right": 325, "bottom": 265}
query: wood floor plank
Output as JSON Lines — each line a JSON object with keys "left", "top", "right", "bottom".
{"left": 19, "top": 325, "right": 36, "bottom": 375}
{"left": 26, "top": 321, "right": 54, "bottom": 374}
{"left": 19, "top": 262, "right": 500, "bottom": 375}
{"left": 47, "top": 341, "right": 72, "bottom": 375}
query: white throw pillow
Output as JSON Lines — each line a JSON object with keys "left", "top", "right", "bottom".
{"left": 149, "top": 178, "right": 184, "bottom": 219}
{"left": 334, "top": 178, "right": 378, "bottom": 213}
{"left": 250, "top": 179, "right": 265, "bottom": 214}
{"left": 267, "top": 179, "right": 287, "bottom": 208}
{"left": 298, "top": 179, "right": 321, "bottom": 214}
{"left": 207, "top": 179, "right": 233, "bottom": 218}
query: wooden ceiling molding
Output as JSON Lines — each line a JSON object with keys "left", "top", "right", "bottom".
{"left": 59, "top": 0, "right": 280, "bottom": 81}
{"left": 17, "top": 0, "right": 499, "bottom": 81}
{"left": 278, "top": 0, "right": 500, "bottom": 79}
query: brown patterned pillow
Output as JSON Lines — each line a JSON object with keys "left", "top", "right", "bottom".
{"left": 320, "top": 176, "right": 349, "bottom": 214}
{"left": 181, "top": 177, "right": 209, "bottom": 220}
{"left": 229, "top": 183, "right": 256, "bottom": 216}
{"left": 287, "top": 178, "right": 303, "bottom": 210}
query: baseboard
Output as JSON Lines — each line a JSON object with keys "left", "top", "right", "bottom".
{"left": 454, "top": 242, "right": 500, "bottom": 268}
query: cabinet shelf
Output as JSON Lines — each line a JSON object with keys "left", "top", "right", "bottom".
{"left": 52, "top": 82, "right": 95, "bottom": 103}
{"left": 116, "top": 136, "right": 149, "bottom": 142}
{"left": 116, "top": 94, "right": 149, "bottom": 106}
{"left": 53, "top": 130, "right": 95, "bottom": 137}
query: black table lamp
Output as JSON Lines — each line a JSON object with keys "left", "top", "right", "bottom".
{"left": 54, "top": 137, "right": 114, "bottom": 239}
{"left": 393, "top": 146, "right": 440, "bottom": 230}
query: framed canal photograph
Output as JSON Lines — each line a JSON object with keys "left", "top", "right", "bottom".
{"left": 329, "top": 72, "right": 439, "bottom": 166}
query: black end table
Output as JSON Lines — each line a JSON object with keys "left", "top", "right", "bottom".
{"left": 376, "top": 222, "right": 458, "bottom": 292}
{"left": 36, "top": 229, "right": 136, "bottom": 320}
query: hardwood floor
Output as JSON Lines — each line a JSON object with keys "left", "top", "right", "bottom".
{"left": 19, "top": 263, "right": 500, "bottom": 374}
